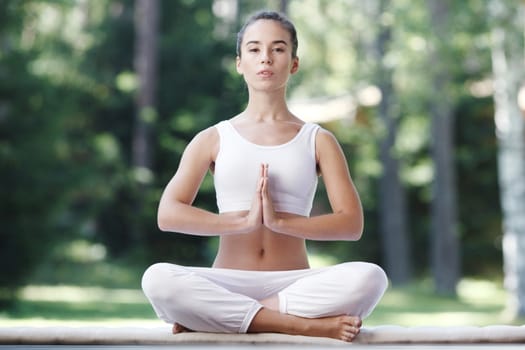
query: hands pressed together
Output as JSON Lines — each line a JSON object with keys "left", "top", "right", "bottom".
{"left": 246, "top": 163, "right": 279, "bottom": 232}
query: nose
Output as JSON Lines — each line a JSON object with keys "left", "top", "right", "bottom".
{"left": 261, "top": 49, "right": 272, "bottom": 64}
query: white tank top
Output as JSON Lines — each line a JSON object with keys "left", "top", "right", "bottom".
{"left": 214, "top": 120, "right": 320, "bottom": 217}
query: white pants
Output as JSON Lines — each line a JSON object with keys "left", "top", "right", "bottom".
{"left": 141, "top": 261, "right": 388, "bottom": 333}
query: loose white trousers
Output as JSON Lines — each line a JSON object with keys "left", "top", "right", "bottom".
{"left": 141, "top": 261, "right": 388, "bottom": 333}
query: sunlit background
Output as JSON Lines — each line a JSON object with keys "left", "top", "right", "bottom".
{"left": 1, "top": 0, "right": 524, "bottom": 327}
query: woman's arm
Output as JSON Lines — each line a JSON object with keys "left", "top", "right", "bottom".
{"left": 157, "top": 127, "right": 262, "bottom": 236}
{"left": 262, "top": 128, "right": 363, "bottom": 241}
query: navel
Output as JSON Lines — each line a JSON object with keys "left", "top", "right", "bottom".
{"left": 259, "top": 248, "right": 265, "bottom": 257}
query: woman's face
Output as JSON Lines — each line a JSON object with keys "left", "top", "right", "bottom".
{"left": 236, "top": 19, "right": 299, "bottom": 93}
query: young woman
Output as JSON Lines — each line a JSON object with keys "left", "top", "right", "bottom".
{"left": 142, "top": 10, "right": 388, "bottom": 342}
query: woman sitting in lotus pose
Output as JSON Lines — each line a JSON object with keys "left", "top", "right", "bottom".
{"left": 142, "top": 10, "right": 388, "bottom": 343}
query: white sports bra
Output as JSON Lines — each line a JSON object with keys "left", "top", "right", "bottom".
{"left": 213, "top": 120, "right": 320, "bottom": 217}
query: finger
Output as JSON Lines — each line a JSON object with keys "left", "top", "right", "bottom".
{"left": 260, "top": 164, "right": 268, "bottom": 194}
{"left": 255, "top": 164, "right": 265, "bottom": 193}
{"left": 261, "top": 173, "right": 268, "bottom": 195}
{"left": 256, "top": 177, "right": 264, "bottom": 193}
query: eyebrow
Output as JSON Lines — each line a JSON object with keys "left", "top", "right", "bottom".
{"left": 245, "top": 40, "right": 288, "bottom": 46}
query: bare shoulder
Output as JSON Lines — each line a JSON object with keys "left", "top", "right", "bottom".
{"left": 192, "top": 125, "right": 219, "bottom": 146}
{"left": 315, "top": 127, "right": 344, "bottom": 160}
{"left": 186, "top": 125, "right": 220, "bottom": 160}
{"left": 316, "top": 127, "right": 338, "bottom": 144}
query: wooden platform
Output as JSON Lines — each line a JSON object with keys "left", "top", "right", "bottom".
{"left": 0, "top": 325, "right": 524, "bottom": 346}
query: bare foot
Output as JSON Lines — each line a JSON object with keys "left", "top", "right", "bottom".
{"left": 248, "top": 308, "right": 362, "bottom": 343}
{"left": 172, "top": 323, "right": 193, "bottom": 334}
{"left": 301, "top": 315, "right": 362, "bottom": 342}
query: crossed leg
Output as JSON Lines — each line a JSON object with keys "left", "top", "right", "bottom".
{"left": 173, "top": 295, "right": 362, "bottom": 342}
{"left": 145, "top": 262, "right": 387, "bottom": 343}
{"left": 248, "top": 296, "right": 362, "bottom": 342}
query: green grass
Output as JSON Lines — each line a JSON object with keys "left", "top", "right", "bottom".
{"left": 0, "top": 285, "right": 157, "bottom": 326}
{"left": 365, "top": 278, "right": 524, "bottom": 327}
{"left": 1, "top": 278, "right": 523, "bottom": 327}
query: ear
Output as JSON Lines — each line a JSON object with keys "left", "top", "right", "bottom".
{"left": 236, "top": 56, "right": 243, "bottom": 74}
{"left": 290, "top": 57, "right": 299, "bottom": 74}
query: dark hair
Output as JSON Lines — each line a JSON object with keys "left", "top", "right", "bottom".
{"left": 236, "top": 10, "right": 298, "bottom": 58}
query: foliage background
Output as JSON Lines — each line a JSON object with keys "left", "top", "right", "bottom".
{"left": 0, "top": 0, "right": 513, "bottom": 314}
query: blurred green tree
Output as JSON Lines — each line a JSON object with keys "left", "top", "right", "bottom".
{"left": 489, "top": 0, "right": 525, "bottom": 319}
{"left": 372, "top": 0, "right": 412, "bottom": 286}
{"left": 427, "top": 0, "right": 460, "bottom": 296}
{"left": 71, "top": 0, "right": 248, "bottom": 266}
{"left": 289, "top": 0, "right": 502, "bottom": 286}
{"left": 0, "top": 0, "right": 102, "bottom": 300}
{"left": 0, "top": 0, "right": 512, "bottom": 300}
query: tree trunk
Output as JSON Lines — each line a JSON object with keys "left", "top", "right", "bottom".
{"left": 427, "top": 0, "right": 460, "bottom": 295}
{"left": 279, "top": 0, "right": 289, "bottom": 14}
{"left": 133, "top": 0, "right": 159, "bottom": 174}
{"left": 489, "top": 0, "right": 525, "bottom": 318}
{"left": 130, "top": 0, "right": 159, "bottom": 245}
{"left": 374, "top": 0, "right": 412, "bottom": 285}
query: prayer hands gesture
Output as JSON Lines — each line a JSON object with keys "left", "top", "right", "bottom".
{"left": 246, "top": 164, "right": 278, "bottom": 231}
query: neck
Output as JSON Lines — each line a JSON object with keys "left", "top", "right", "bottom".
{"left": 243, "top": 88, "right": 291, "bottom": 122}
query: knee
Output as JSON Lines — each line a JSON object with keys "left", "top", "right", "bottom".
{"left": 141, "top": 263, "right": 168, "bottom": 299}
{"left": 141, "top": 263, "right": 187, "bottom": 302}
{"left": 337, "top": 262, "right": 388, "bottom": 317}
{"left": 361, "top": 263, "right": 389, "bottom": 296}
{"left": 338, "top": 262, "right": 389, "bottom": 296}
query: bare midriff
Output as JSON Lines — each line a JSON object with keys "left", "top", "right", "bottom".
{"left": 212, "top": 211, "right": 310, "bottom": 271}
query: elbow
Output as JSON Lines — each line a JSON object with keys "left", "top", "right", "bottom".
{"left": 342, "top": 226, "right": 362, "bottom": 241}
{"left": 157, "top": 200, "right": 190, "bottom": 233}
{"left": 349, "top": 227, "right": 363, "bottom": 241}
{"left": 342, "top": 213, "right": 363, "bottom": 241}
{"left": 157, "top": 209, "right": 172, "bottom": 232}
{"left": 157, "top": 217, "right": 168, "bottom": 232}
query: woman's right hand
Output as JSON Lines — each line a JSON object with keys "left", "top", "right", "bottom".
{"left": 243, "top": 164, "right": 265, "bottom": 232}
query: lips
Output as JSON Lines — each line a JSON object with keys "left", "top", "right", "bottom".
{"left": 257, "top": 70, "right": 274, "bottom": 77}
